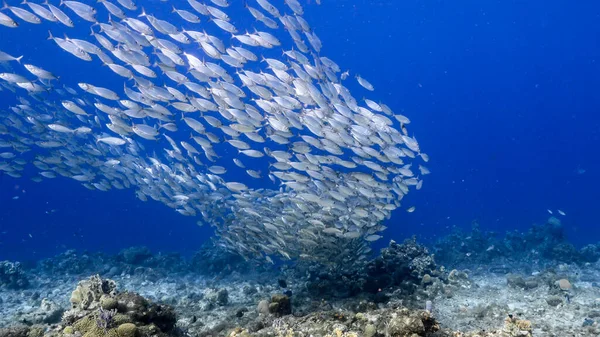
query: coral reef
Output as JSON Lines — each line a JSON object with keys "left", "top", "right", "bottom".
{"left": 38, "top": 250, "right": 105, "bottom": 276}
{"left": 294, "top": 238, "right": 444, "bottom": 302}
{"left": 433, "top": 217, "right": 599, "bottom": 271}
{"left": 118, "top": 246, "right": 154, "bottom": 265}
{"left": 0, "top": 261, "right": 29, "bottom": 289}
{"left": 69, "top": 274, "right": 117, "bottom": 311}
{"left": 190, "top": 241, "right": 255, "bottom": 277}
{"left": 2, "top": 218, "right": 600, "bottom": 336}
{"left": 33, "top": 275, "right": 178, "bottom": 337}
{"left": 364, "top": 237, "right": 439, "bottom": 294}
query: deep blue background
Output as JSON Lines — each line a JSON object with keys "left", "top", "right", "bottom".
{"left": 1, "top": 0, "right": 599, "bottom": 261}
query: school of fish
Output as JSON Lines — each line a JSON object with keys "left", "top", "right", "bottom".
{"left": 0, "top": 0, "right": 430, "bottom": 264}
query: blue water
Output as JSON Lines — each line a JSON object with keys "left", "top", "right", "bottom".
{"left": 1, "top": 0, "right": 599, "bottom": 261}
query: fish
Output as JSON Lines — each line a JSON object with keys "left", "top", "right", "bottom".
{"left": 97, "top": 137, "right": 126, "bottom": 146}
{"left": 0, "top": 51, "right": 23, "bottom": 63}
{"left": 2, "top": 2, "right": 41, "bottom": 24}
{"left": 24, "top": 64, "right": 57, "bottom": 80}
{"left": 0, "top": 0, "right": 428, "bottom": 266}
{"left": 356, "top": 75, "right": 374, "bottom": 91}
{"left": 0, "top": 10, "right": 18, "bottom": 27}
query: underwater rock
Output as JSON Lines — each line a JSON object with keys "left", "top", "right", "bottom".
{"left": 0, "top": 261, "right": 29, "bottom": 289}
{"left": 546, "top": 295, "right": 564, "bottom": 307}
{"left": 1, "top": 271, "right": 179, "bottom": 337}
{"left": 228, "top": 328, "right": 251, "bottom": 337}
{"left": 38, "top": 250, "right": 102, "bottom": 275}
{"left": 277, "top": 279, "right": 287, "bottom": 288}
{"left": 363, "top": 323, "right": 376, "bottom": 337}
{"left": 14, "top": 298, "right": 64, "bottom": 325}
{"left": 506, "top": 273, "right": 526, "bottom": 289}
{"left": 205, "top": 288, "right": 229, "bottom": 307}
{"left": 386, "top": 312, "right": 425, "bottom": 336}
{"left": 0, "top": 326, "right": 31, "bottom": 337}
{"left": 242, "top": 286, "right": 258, "bottom": 296}
{"left": 100, "top": 295, "right": 119, "bottom": 311}
{"left": 268, "top": 294, "right": 292, "bottom": 317}
{"left": 447, "top": 269, "right": 471, "bottom": 289}
{"left": 235, "top": 307, "right": 248, "bottom": 318}
{"left": 500, "top": 315, "right": 532, "bottom": 337}
{"left": 190, "top": 242, "right": 251, "bottom": 277}
{"left": 69, "top": 274, "right": 117, "bottom": 310}
{"left": 303, "top": 267, "right": 365, "bottom": 298}
{"left": 364, "top": 238, "right": 438, "bottom": 293}
{"left": 579, "top": 244, "right": 600, "bottom": 263}
{"left": 432, "top": 217, "right": 600, "bottom": 270}
{"left": 506, "top": 273, "right": 538, "bottom": 290}
{"left": 256, "top": 300, "right": 270, "bottom": 316}
{"left": 62, "top": 277, "right": 177, "bottom": 337}
{"left": 246, "top": 306, "right": 440, "bottom": 337}
{"left": 119, "top": 246, "right": 153, "bottom": 265}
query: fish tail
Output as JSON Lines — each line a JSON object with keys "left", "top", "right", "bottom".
{"left": 15, "top": 55, "right": 23, "bottom": 64}
{"left": 47, "top": 30, "right": 54, "bottom": 40}
{"left": 171, "top": 5, "right": 176, "bottom": 13}
{"left": 1, "top": 1, "right": 9, "bottom": 10}
{"left": 20, "top": 0, "right": 27, "bottom": 5}
{"left": 137, "top": 7, "right": 146, "bottom": 17}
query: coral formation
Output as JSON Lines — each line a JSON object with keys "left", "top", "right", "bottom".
{"left": 2, "top": 217, "right": 600, "bottom": 336}
{"left": 0, "top": 261, "right": 29, "bottom": 289}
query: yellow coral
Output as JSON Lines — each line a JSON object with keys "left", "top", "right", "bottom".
{"left": 116, "top": 323, "right": 137, "bottom": 337}
{"left": 516, "top": 319, "right": 532, "bottom": 331}
{"left": 73, "top": 315, "right": 120, "bottom": 337}
{"left": 228, "top": 328, "right": 251, "bottom": 337}
{"left": 26, "top": 326, "right": 44, "bottom": 337}
{"left": 112, "top": 314, "right": 132, "bottom": 326}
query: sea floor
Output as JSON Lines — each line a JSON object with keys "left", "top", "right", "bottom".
{"left": 1, "top": 256, "right": 599, "bottom": 336}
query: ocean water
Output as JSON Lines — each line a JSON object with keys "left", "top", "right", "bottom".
{"left": 0, "top": 0, "right": 599, "bottom": 264}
